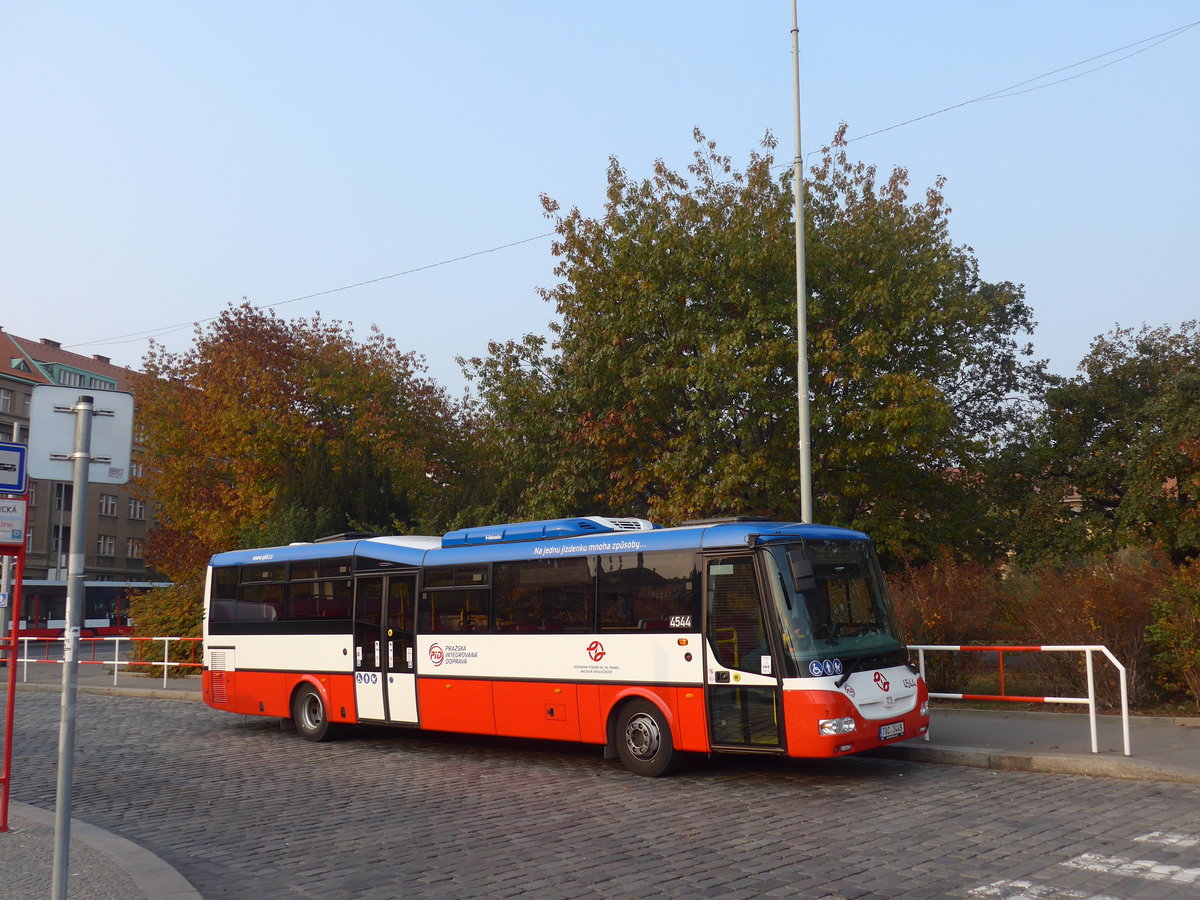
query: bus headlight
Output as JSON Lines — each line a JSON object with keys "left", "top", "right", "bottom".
{"left": 819, "top": 717, "right": 856, "bottom": 736}
{"left": 919, "top": 700, "right": 929, "bottom": 717}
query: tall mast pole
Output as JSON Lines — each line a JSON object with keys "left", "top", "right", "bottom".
{"left": 791, "top": 0, "right": 813, "bottom": 522}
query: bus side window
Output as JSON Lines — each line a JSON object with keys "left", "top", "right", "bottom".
{"left": 317, "top": 579, "right": 353, "bottom": 618}
{"left": 421, "top": 589, "right": 490, "bottom": 633}
{"left": 599, "top": 551, "right": 697, "bottom": 632}
{"left": 493, "top": 559, "right": 593, "bottom": 634}
{"left": 240, "top": 583, "right": 285, "bottom": 621}
{"left": 287, "top": 586, "right": 318, "bottom": 620}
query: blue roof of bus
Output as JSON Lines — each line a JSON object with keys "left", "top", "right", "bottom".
{"left": 208, "top": 519, "right": 869, "bottom": 568}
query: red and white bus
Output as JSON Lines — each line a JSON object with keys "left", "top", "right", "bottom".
{"left": 202, "top": 516, "right": 928, "bottom": 775}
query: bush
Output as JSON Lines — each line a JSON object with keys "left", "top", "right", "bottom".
{"left": 886, "top": 552, "right": 1012, "bottom": 691}
{"left": 1148, "top": 560, "right": 1200, "bottom": 711}
{"left": 127, "top": 581, "right": 203, "bottom": 676}
{"left": 888, "top": 545, "right": 1175, "bottom": 711}
{"left": 1001, "top": 547, "right": 1169, "bottom": 709}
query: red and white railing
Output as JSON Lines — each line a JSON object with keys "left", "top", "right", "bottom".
{"left": 908, "top": 644, "right": 1130, "bottom": 756}
{"left": 9, "top": 635, "right": 202, "bottom": 688}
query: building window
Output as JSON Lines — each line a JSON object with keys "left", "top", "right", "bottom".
{"left": 131, "top": 462, "right": 144, "bottom": 479}
{"left": 28, "top": 482, "right": 36, "bottom": 506}
{"left": 88, "top": 376, "right": 115, "bottom": 390}
{"left": 0, "top": 388, "right": 10, "bottom": 413}
{"left": 99, "top": 493, "right": 117, "bottom": 516}
{"left": 55, "top": 484, "right": 72, "bottom": 511}
{"left": 97, "top": 534, "right": 116, "bottom": 557}
{"left": 57, "top": 369, "right": 86, "bottom": 388}
{"left": 127, "top": 538, "right": 144, "bottom": 560}
{"left": 128, "top": 497, "right": 145, "bottom": 520}
{"left": 51, "top": 527, "right": 70, "bottom": 554}
{"left": 25, "top": 526, "right": 34, "bottom": 553}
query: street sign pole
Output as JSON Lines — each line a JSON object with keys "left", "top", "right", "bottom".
{"left": 0, "top": 538, "right": 26, "bottom": 833}
{"left": 51, "top": 396, "right": 95, "bottom": 900}
{"left": 25, "top": 384, "right": 134, "bottom": 897}
{"left": 0, "top": 555, "right": 10, "bottom": 659}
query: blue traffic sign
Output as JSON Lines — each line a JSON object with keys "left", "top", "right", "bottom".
{"left": 0, "top": 442, "right": 28, "bottom": 495}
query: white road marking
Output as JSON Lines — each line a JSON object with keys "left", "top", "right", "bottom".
{"left": 1134, "top": 831, "right": 1200, "bottom": 848}
{"left": 969, "top": 880, "right": 1117, "bottom": 900}
{"left": 1063, "top": 852, "right": 1200, "bottom": 885}
{"left": 969, "top": 831, "right": 1200, "bottom": 898}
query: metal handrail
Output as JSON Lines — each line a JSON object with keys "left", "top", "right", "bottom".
{"left": 13, "top": 635, "right": 202, "bottom": 688}
{"left": 909, "top": 644, "right": 1131, "bottom": 756}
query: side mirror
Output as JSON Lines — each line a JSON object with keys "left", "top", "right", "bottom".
{"left": 787, "top": 548, "right": 817, "bottom": 592}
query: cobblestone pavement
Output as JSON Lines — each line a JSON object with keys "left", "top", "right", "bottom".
{"left": 6, "top": 691, "right": 1200, "bottom": 899}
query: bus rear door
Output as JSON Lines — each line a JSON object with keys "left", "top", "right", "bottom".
{"left": 354, "top": 573, "right": 418, "bottom": 723}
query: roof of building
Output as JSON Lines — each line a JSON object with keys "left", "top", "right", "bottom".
{"left": 0, "top": 328, "right": 136, "bottom": 390}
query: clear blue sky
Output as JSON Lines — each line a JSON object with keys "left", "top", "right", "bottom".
{"left": 3, "top": 3, "right": 1197, "bottom": 396}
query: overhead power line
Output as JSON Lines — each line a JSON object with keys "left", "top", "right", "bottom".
{"left": 70, "top": 232, "right": 555, "bottom": 350}
{"left": 67, "top": 18, "right": 1198, "bottom": 354}
{"left": 840, "top": 18, "right": 1199, "bottom": 148}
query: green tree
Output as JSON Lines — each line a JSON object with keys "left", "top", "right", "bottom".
{"left": 804, "top": 131, "right": 1045, "bottom": 560}
{"left": 451, "top": 333, "right": 574, "bottom": 526}
{"left": 1031, "top": 322, "right": 1200, "bottom": 560}
{"left": 134, "top": 303, "right": 459, "bottom": 592}
{"left": 465, "top": 129, "right": 1046, "bottom": 563}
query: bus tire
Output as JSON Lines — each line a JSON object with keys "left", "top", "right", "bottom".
{"left": 291, "top": 684, "right": 333, "bottom": 742}
{"left": 615, "top": 699, "right": 677, "bottom": 777}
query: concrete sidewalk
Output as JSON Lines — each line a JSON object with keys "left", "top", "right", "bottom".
{"left": 874, "top": 705, "right": 1200, "bottom": 786}
{"left": 3, "top": 661, "right": 1199, "bottom": 899}
{"left": 1, "top": 802, "right": 202, "bottom": 899}
{"left": 2, "top": 662, "right": 204, "bottom": 897}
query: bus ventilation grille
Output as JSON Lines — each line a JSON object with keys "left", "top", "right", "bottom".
{"left": 607, "top": 518, "right": 655, "bottom": 531}
{"left": 210, "top": 651, "right": 230, "bottom": 704}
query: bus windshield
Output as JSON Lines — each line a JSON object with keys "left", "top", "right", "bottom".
{"left": 762, "top": 540, "right": 906, "bottom": 676}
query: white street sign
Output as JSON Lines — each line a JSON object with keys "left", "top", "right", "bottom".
{"left": 27, "top": 385, "right": 134, "bottom": 484}
{"left": 0, "top": 497, "right": 26, "bottom": 545}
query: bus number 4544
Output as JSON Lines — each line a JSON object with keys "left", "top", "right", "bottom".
{"left": 669, "top": 615, "right": 692, "bottom": 628}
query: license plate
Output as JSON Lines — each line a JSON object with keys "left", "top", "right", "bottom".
{"left": 879, "top": 721, "right": 905, "bottom": 741}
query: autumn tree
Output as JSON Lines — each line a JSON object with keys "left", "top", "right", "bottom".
{"left": 464, "top": 129, "right": 1047, "bottom": 563}
{"left": 134, "top": 303, "right": 458, "bottom": 597}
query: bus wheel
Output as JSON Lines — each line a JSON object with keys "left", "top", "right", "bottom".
{"left": 615, "top": 699, "right": 677, "bottom": 777}
{"left": 292, "top": 684, "right": 332, "bottom": 742}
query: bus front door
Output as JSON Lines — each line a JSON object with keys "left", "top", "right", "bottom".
{"left": 704, "top": 555, "right": 783, "bottom": 751}
{"left": 353, "top": 574, "right": 418, "bottom": 724}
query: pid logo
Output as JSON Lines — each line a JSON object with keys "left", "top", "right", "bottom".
{"left": 586, "top": 640, "right": 606, "bottom": 662}
{"left": 429, "top": 643, "right": 444, "bottom": 666}
{"left": 873, "top": 671, "right": 891, "bottom": 692}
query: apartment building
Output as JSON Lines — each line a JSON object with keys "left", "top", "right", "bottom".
{"left": 1, "top": 328, "right": 157, "bottom": 628}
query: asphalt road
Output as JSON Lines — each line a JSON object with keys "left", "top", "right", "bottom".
{"left": 6, "top": 690, "right": 1200, "bottom": 899}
